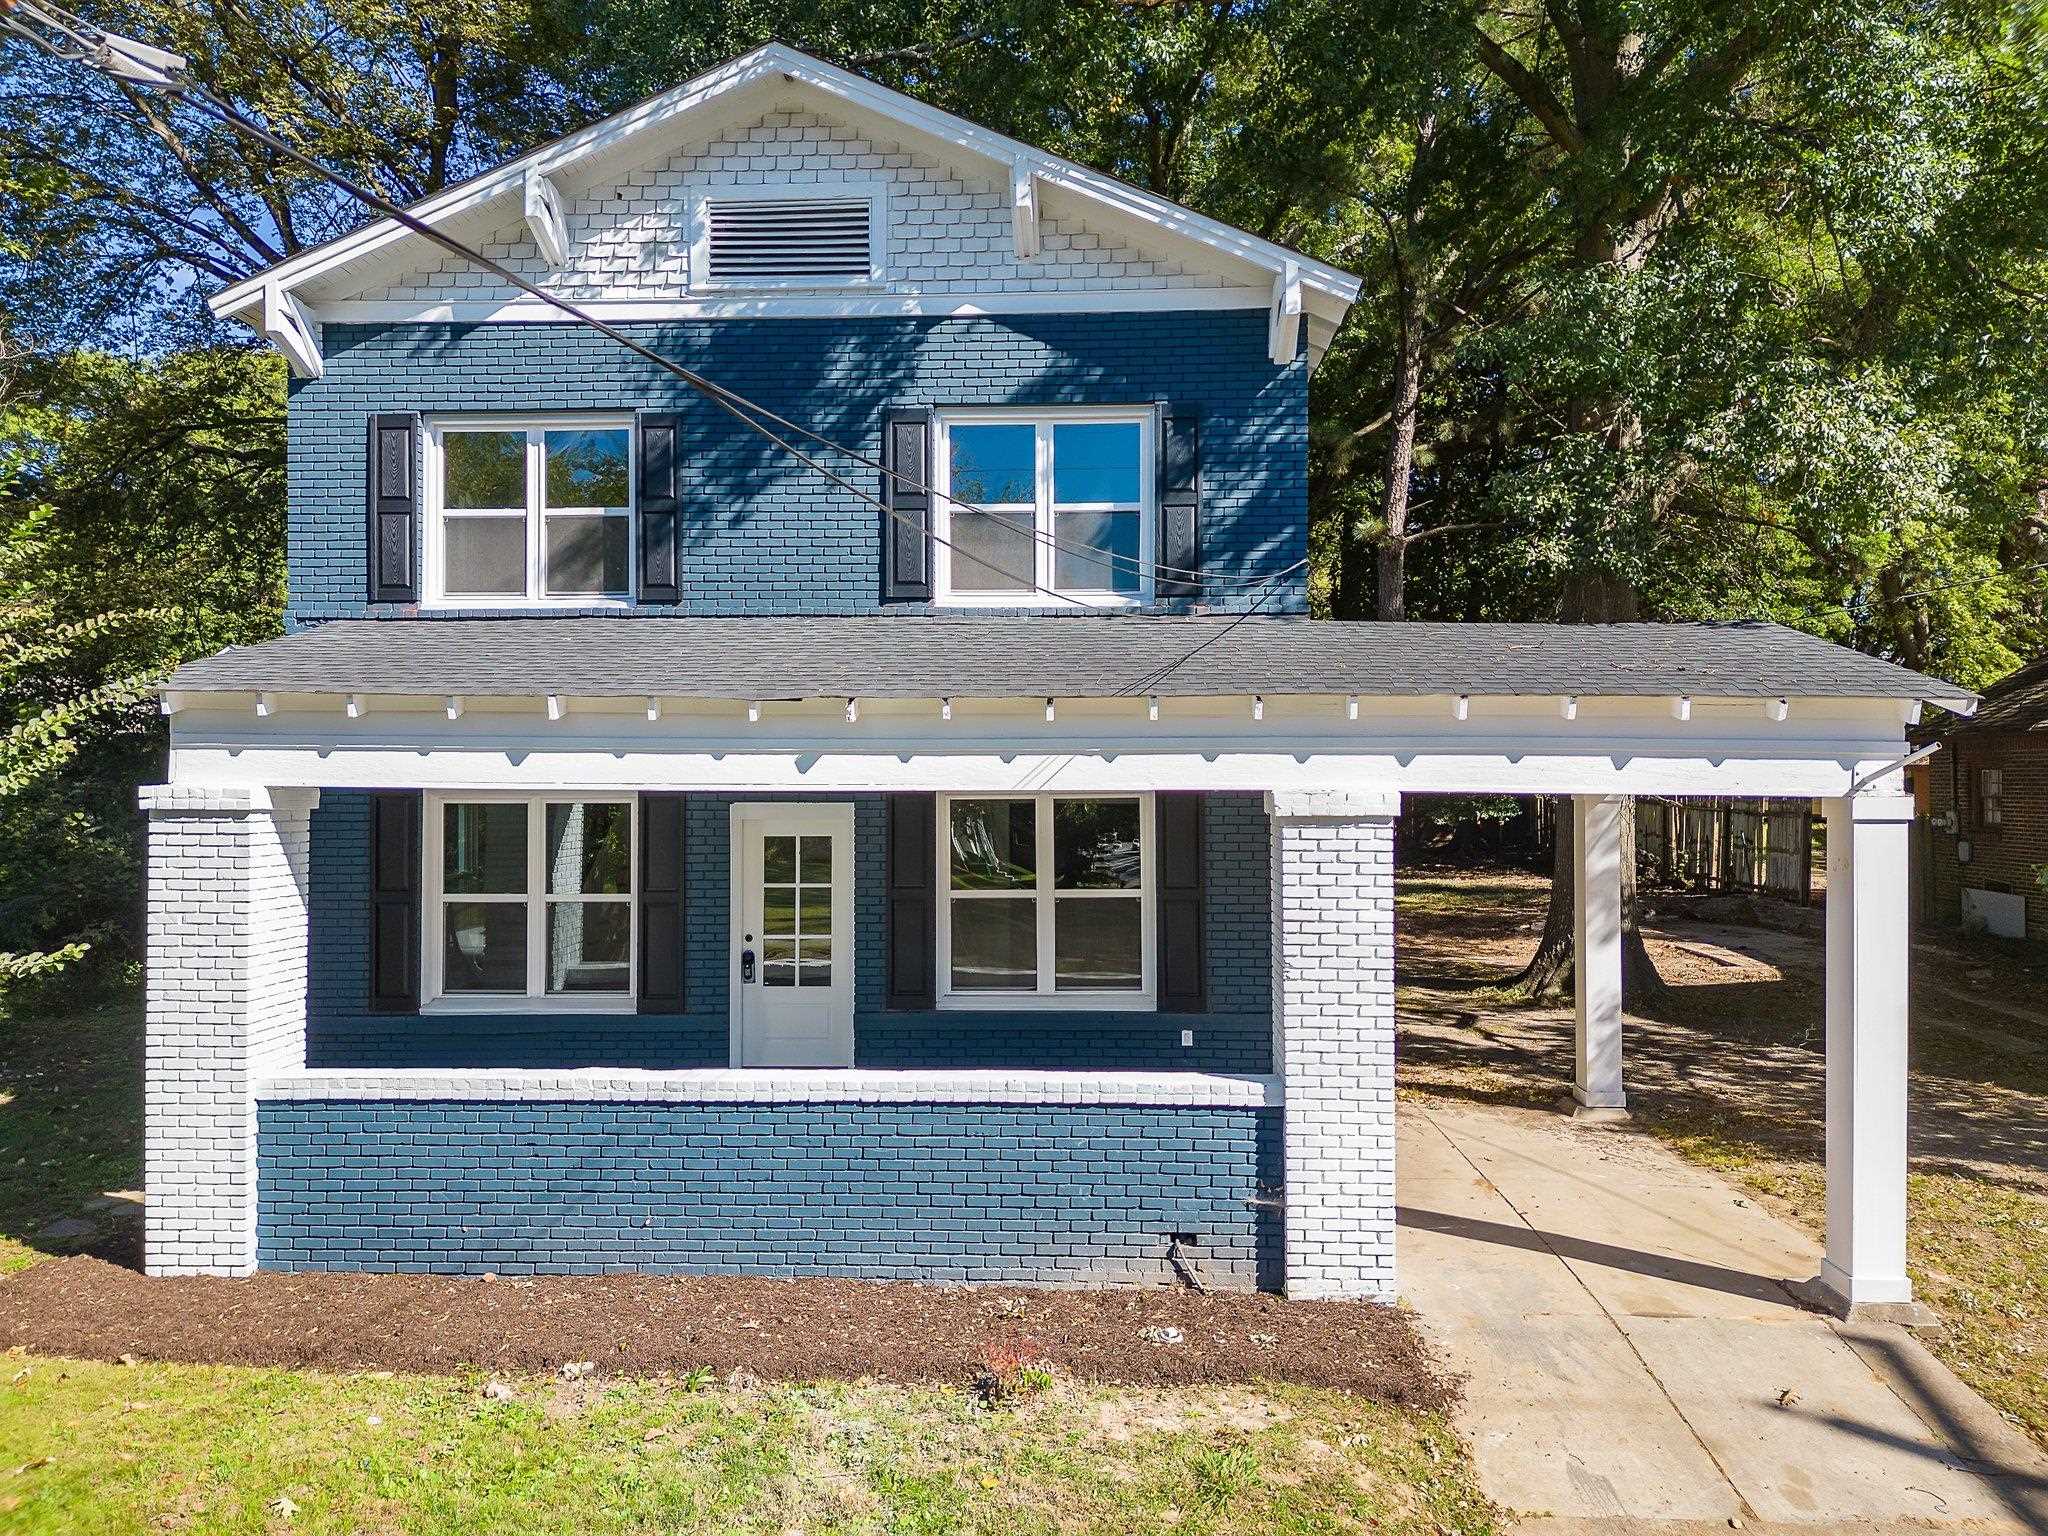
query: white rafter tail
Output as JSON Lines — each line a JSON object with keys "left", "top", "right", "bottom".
{"left": 645, "top": 696, "right": 661, "bottom": 722}
{"left": 1044, "top": 697, "right": 1057, "bottom": 723}
{"left": 259, "top": 281, "right": 323, "bottom": 380}
{"left": 744, "top": 700, "right": 761, "bottom": 724}
{"left": 1901, "top": 699, "right": 1924, "bottom": 726}
{"left": 1670, "top": 695, "right": 1692, "bottom": 721}
{"left": 1268, "top": 259, "right": 1303, "bottom": 366}
{"left": 1252, "top": 694, "right": 1265, "bottom": 722}
{"left": 545, "top": 694, "right": 566, "bottom": 722}
{"left": 1560, "top": 695, "right": 1579, "bottom": 721}
{"left": 1768, "top": 697, "right": 1790, "bottom": 723}
{"left": 940, "top": 697, "right": 953, "bottom": 722}
{"left": 522, "top": 164, "right": 571, "bottom": 268}
{"left": 1346, "top": 694, "right": 1360, "bottom": 721}
{"left": 1146, "top": 695, "right": 1160, "bottom": 723}
{"left": 159, "top": 691, "right": 184, "bottom": 717}
{"left": 1452, "top": 694, "right": 1470, "bottom": 721}
{"left": 1010, "top": 158, "right": 1040, "bottom": 260}
{"left": 445, "top": 696, "right": 464, "bottom": 721}
{"left": 844, "top": 697, "right": 860, "bottom": 724}
{"left": 345, "top": 693, "right": 365, "bottom": 719}
{"left": 254, "top": 692, "right": 276, "bottom": 718}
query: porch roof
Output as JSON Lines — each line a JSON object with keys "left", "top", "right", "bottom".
{"left": 167, "top": 614, "right": 1974, "bottom": 708}
{"left": 166, "top": 615, "right": 1975, "bottom": 708}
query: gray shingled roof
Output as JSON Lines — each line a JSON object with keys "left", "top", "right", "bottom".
{"left": 164, "top": 616, "right": 1976, "bottom": 705}
{"left": 1939, "top": 655, "right": 2048, "bottom": 734}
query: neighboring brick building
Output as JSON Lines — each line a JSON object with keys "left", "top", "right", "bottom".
{"left": 1919, "top": 657, "right": 2048, "bottom": 944}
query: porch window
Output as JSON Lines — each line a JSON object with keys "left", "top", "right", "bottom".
{"left": 937, "top": 793, "right": 1154, "bottom": 1008}
{"left": 932, "top": 410, "right": 1153, "bottom": 606}
{"left": 425, "top": 417, "right": 632, "bottom": 605}
{"left": 425, "top": 794, "right": 635, "bottom": 1008}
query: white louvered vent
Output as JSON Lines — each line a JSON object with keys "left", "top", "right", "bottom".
{"left": 700, "top": 194, "right": 877, "bottom": 284}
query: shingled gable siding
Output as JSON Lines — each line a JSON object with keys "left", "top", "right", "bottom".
{"left": 283, "top": 312, "right": 1306, "bottom": 624}
{"left": 305, "top": 791, "right": 1272, "bottom": 1072}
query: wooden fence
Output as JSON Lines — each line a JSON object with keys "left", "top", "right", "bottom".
{"left": 1634, "top": 796, "right": 1816, "bottom": 904}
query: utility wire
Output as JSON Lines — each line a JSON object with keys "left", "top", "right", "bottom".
{"left": 2, "top": 0, "right": 1290, "bottom": 600}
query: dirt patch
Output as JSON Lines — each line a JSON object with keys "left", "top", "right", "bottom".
{"left": 0, "top": 1258, "right": 1451, "bottom": 1407}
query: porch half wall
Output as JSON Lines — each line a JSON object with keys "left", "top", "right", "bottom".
{"left": 305, "top": 789, "right": 1274, "bottom": 1073}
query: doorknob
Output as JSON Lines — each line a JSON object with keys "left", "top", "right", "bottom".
{"left": 740, "top": 947, "right": 756, "bottom": 983}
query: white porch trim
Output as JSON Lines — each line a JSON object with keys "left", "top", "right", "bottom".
{"left": 1572, "top": 793, "right": 1628, "bottom": 1115}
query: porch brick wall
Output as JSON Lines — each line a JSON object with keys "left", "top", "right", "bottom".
{"left": 256, "top": 1099, "right": 1282, "bottom": 1288}
{"left": 285, "top": 310, "right": 1307, "bottom": 624}
{"left": 1269, "top": 801, "right": 1397, "bottom": 1300}
{"left": 144, "top": 786, "right": 314, "bottom": 1276}
{"left": 306, "top": 790, "right": 1271, "bottom": 1072}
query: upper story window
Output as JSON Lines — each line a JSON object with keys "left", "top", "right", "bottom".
{"left": 933, "top": 409, "right": 1153, "bottom": 607}
{"left": 689, "top": 182, "right": 886, "bottom": 289}
{"left": 425, "top": 416, "right": 632, "bottom": 606}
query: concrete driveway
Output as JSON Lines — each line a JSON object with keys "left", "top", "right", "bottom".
{"left": 1398, "top": 1097, "right": 2048, "bottom": 1535}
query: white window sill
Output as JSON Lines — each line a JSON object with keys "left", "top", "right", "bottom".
{"left": 420, "top": 597, "right": 635, "bottom": 611}
{"left": 936, "top": 992, "right": 1157, "bottom": 1013}
{"left": 932, "top": 592, "right": 1147, "bottom": 611}
{"left": 421, "top": 995, "right": 638, "bottom": 1016}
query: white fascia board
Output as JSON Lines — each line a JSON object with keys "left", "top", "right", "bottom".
{"left": 210, "top": 43, "right": 1361, "bottom": 323}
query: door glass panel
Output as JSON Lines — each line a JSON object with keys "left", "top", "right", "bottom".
{"left": 798, "top": 938, "right": 832, "bottom": 988}
{"left": 950, "top": 897, "right": 1036, "bottom": 990}
{"left": 547, "top": 902, "right": 630, "bottom": 994}
{"left": 950, "top": 799, "right": 1035, "bottom": 889}
{"left": 762, "top": 884, "right": 796, "bottom": 936}
{"left": 1053, "top": 799, "right": 1142, "bottom": 889}
{"left": 762, "top": 936, "right": 796, "bottom": 987}
{"left": 1055, "top": 896, "right": 1142, "bottom": 990}
{"left": 763, "top": 835, "right": 796, "bottom": 882}
{"left": 442, "top": 901, "right": 527, "bottom": 992}
{"left": 546, "top": 802, "right": 629, "bottom": 895}
{"left": 799, "top": 837, "right": 832, "bottom": 883}
{"left": 798, "top": 886, "right": 832, "bottom": 935}
{"left": 443, "top": 803, "right": 527, "bottom": 894}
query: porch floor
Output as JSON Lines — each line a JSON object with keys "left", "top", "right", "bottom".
{"left": 1397, "top": 1097, "right": 2048, "bottom": 1533}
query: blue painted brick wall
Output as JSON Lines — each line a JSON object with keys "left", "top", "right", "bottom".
{"left": 287, "top": 312, "right": 1307, "bottom": 623}
{"left": 256, "top": 1099, "right": 1283, "bottom": 1288}
{"left": 308, "top": 790, "right": 1271, "bottom": 1071}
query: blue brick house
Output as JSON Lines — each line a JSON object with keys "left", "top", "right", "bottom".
{"left": 153, "top": 45, "right": 1972, "bottom": 1316}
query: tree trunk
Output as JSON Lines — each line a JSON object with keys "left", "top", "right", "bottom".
{"left": 1375, "top": 280, "right": 1427, "bottom": 620}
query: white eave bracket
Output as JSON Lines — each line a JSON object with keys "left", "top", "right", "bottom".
{"left": 260, "top": 281, "right": 323, "bottom": 380}
{"left": 1268, "top": 259, "right": 1303, "bottom": 366}
{"left": 523, "top": 164, "right": 571, "bottom": 269}
{"left": 1011, "top": 158, "right": 1041, "bottom": 260}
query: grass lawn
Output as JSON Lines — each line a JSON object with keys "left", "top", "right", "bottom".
{"left": 1396, "top": 866, "right": 2048, "bottom": 1450}
{"left": 0, "top": 1357, "right": 1493, "bottom": 1535}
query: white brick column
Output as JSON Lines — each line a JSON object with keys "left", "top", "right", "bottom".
{"left": 1267, "top": 788, "right": 1400, "bottom": 1300}
{"left": 141, "top": 784, "right": 318, "bottom": 1276}
{"left": 1813, "top": 792, "right": 1918, "bottom": 1317}
{"left": 1572, "top": 793, "right": 1628, "bottom": 1115}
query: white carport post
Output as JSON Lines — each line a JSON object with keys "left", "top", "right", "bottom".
{"left": 1571, "top": 793, "right": 1628, "bottom": 1117}
{"left": 1815, "top": 792, "right": 1918, "bottom": 1317}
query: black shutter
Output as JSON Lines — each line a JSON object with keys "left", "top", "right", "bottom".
{"left": 368, "top": 791, "right": 421, "bottom": 1013}
{"left": 637, "top": 412, "right": 682, "bottom": 605}
{"left": 881, "top": 407, "right": 933, "bottom": 601}
{"left": 1155, "top": 792, "right": 1206, "bottom": 1012}
{"left": 366, "top": 413, "right": 420, "bottom": 604}
{"left": 1157, "top": 411, "right": 1201, "bottom": 600}
{"left": 886, "top": 794, "right": 937, "bottom": 1008}
{"left": 639, "top": 792, "right": 687, "bottom": 1012}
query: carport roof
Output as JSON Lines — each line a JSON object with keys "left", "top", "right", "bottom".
{"left": 165, "top": 616, "right": 1977, "bottom": 707}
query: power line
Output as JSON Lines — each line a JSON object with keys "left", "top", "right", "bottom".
{"left": 2, "top": 0, "right": 1292, "bottom": 601}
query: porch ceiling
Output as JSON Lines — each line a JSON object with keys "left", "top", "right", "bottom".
{"left": 166, "top": 615, "right": 1974, "bottom": 710}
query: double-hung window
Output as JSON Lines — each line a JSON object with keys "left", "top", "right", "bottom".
{"left": 425, "top": 793, "right": 635, "bottom": 1009}
{"left": 427, "top": 417, "right": 633, "bottom": 604}
{"left": 933, "top": 410, "right": 1152, "bottom": 606}
{"left": 937, "top": 793, "right": 1154, "bottom": 1009}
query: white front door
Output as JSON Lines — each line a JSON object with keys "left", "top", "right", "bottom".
{"left": 730, "top": 803, "right": 855, "bottom": 1067}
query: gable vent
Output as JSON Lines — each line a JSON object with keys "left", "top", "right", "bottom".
{"left": 702, "top": 195, "right": 876, "bottom": 284}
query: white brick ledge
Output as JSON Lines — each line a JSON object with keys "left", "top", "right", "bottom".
{"left": 140, "top": 782, "right": 275, "bottom": 814}
{"left": 257, "top": 1068, "right": 1284, "bottom": 1108}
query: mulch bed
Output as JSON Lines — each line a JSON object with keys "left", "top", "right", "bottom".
{"left": 0, "top": 1257, "right": 1451, "bottom": 1408}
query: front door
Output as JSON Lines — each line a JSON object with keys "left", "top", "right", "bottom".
{"left": 731, "top": 803, "right": 855, "bottom": 1067}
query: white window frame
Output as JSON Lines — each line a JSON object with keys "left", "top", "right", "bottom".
{"left": 935, "top": 791, "right": 1155, "bottom": 1011}
{"left": 422, "top": 414, "right": 635, "bottom": 609}
{"left": 687, "top": 180, "right": 889, "bottom": 291}
{"left": 931, "top": 406, "right": 1155, "bottom": 609}
{"left": 422, "top": 790, "right": 637, "bottom": 1013}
